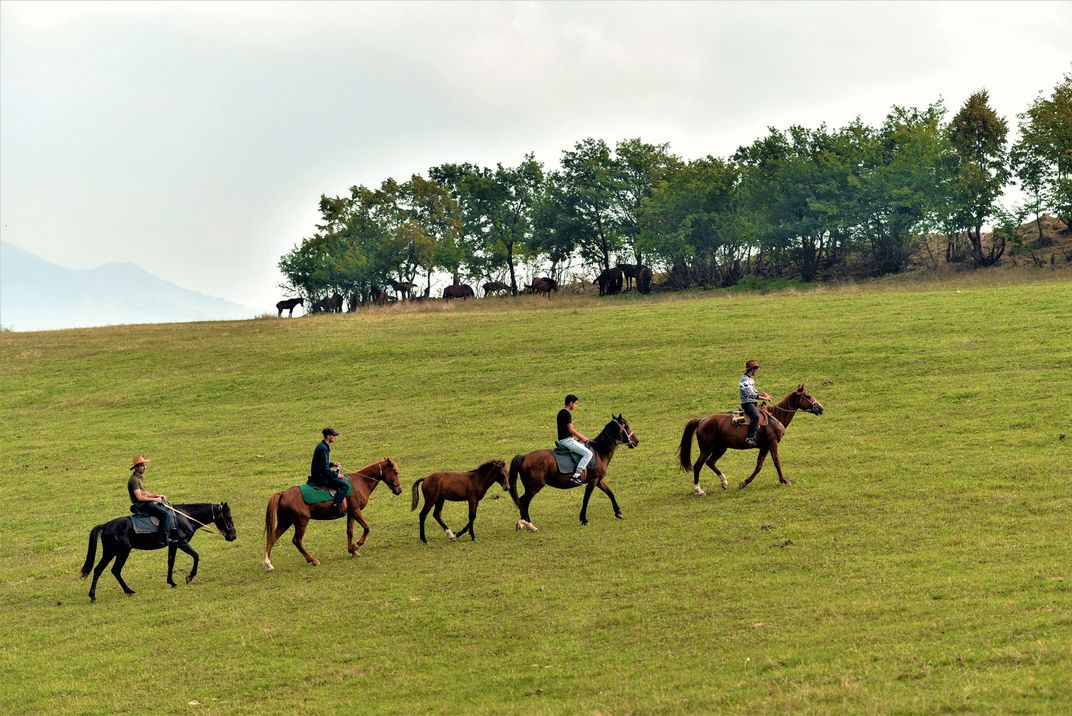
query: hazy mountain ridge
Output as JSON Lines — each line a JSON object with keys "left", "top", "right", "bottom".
{"left": 0, "top": 242, "right": 254, "bottom": 331}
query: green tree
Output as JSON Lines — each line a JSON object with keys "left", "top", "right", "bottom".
{"left": 556, "top": 138, "right": 623, "bottom": 271}
{"left": 1012, "top": 73, "right": 1072, "bottom": 233}
{"left": 947, "top": 90, "right": 1011, "bottom": 266}
{"left": 612, "top": 138, "right": 680, "bottom": 266}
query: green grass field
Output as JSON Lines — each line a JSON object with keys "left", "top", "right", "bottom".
{"left": 1, "top": 274, "right": 1070, "bottom": 714}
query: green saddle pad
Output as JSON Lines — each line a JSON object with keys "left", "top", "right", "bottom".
{"left": 300, "top": 478, "right": 353, "bottom": 505}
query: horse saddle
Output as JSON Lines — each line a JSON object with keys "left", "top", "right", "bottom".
{"left": 731, "top": 410, "right": 769, "bottom": 427}
{"left": 552, "top": 446, "right": 589, "bottom": 475}
{"left": 300, "top": 478, "right": 353, "bottom": 505}
{"left": 128, "top": 507, "right": 162, "bottom": 535}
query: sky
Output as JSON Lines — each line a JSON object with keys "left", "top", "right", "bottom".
{"left": 1, "top": 1, "right": 1069, "bottom": 312}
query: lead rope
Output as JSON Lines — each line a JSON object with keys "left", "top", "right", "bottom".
{"left": 162, "top": 502, "right": 222, "bottom": 537}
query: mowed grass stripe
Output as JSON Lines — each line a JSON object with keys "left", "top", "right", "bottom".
{"left": 0, "top": 275, "right": 1069, "bottom": 713}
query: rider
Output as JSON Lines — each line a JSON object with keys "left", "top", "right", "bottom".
{"left": 127, "top": 456, "right": 179, "bottom": 544}
{"left": 311, "top": 427, "right": 349, "bottom": 515}
{"left": 556, "top": 394, "right": 593, "bottom": 485}
{"left": 740, "top": 360, "right": 774, "bottom": 447}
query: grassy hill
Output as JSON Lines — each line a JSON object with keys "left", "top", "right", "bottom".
{"left": 1, "top": 273, "right": 1070, "bottom": 714}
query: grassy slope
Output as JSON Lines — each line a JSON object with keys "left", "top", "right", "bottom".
{"left": 1, "top": 275, "right": 1070, "bottom": 714}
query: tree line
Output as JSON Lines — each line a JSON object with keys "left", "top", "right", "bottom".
{"left": 279, "top": 74, "right": 1071, "bottom": 302}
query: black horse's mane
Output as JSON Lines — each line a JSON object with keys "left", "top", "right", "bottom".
{"left": 589, "top": 418, "right": 624, "bottom": 455}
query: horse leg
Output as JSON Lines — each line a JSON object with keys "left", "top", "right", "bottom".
{"left": 89, "top": 544, "right": 117, "bottom": 602}
{"left": 769, "top": 441, "right": 790, "bottom": 485}
{"left": 177, "top": 542, "right": 199, "bottom": 583}
{"left": 516, "top": 482, "right": 543, "bottom": 532}
{"left": 110, "top": 549, "right": 136, "bottom": 596}
{"left": 291, "top": 518, "right": 320, "bottom": 566}
{"left": 419, "top": 500, "right": 432, "bottom": 544}
{"left": 579, "top": 481, "right": 596, "bottom": 525}
{"left": 350, "top": 508, "right": 371, "bottom": 555}
{"left": 692, "top": 447, "right": 711, "bottom": 496}
{"left": 264, "top": 513, "right": 291, "bottom": 572}
{"left": 167, "top": 544, "right": 178, "bottom": 587}
{"left": 456, "top": 497, "right": 478, "bottom": 540}
{"left": 432, "top": 498, "right": 455, "bottom": 540}
{"left": 597, "top": 479, "right": 624, "bottom": 519}
{"left": 739, "top": 447, "right": 769, "bottom": 490}
{"left": 705, "top": 446, "right": 730, "bottom": 490}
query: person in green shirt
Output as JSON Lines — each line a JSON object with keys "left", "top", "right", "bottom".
{"left": 127, "top": 456, "right": 178, "bottom": 544}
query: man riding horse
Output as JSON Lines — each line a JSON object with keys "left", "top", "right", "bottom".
{"left": 740, "top": 360, "right": 774, "bottom": 447}
{"left": 127, "top": 456, "right": 180, "bottom": 545}
{"left": 556, "top": 394, "right": 593, "bottom": 485}
{"left": 311, "top": 427, "right": 349, "bottom": 516}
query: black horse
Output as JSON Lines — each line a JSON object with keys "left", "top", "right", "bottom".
{"left": 80, "top": 503, "right": 237, "bottom": 602}
{"left": 276, "top": 297, "right": 303, "bottom": 317}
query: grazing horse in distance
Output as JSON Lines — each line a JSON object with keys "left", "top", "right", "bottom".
{"left": 482, "top": 281, "right": 510, "bottom": 297}
{"left": 617, "top": 263, "right": 638, "bottom": 291}
{"left": 263, "top": 458, "right": 402, "bottom": 571}
{"left": 388, "top": 279, "right": 417, "bottom": 300}
{"left": 410, "top": 460, "right": 509, "bottom": 542}
{"left": 596, "top": 268, "right": 623, "bottom": 296}
{"left": 679, "top": 385, "right": 824, "bottom": 495}
{"left": 370, "top": 287, "right": 389, "bottom": 306}
{"left": 80, "top": 503, "right": 237, "bottom": 602}
{"left": 636, "top": 266, "right": 653, "bottom": 294}
{"left": 443, "top": 284, "right": 475, "bottom": 300}
{"left": 348, "top": 293, "right": 359, "bottom": 312}
{"left": 276, "top": 297, "right": 304, "bottom": 317}
{"left": 328, "top": 292, "right": 344, "bottom": 313}
{"left": 510, "top": 415, "right": 638, "bottom": 531}
{"left": 526, "top": 277, "right": 556, "bottom": 297}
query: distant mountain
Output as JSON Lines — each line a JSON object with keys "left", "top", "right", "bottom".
{"left": 0, "top": 242, "right": 254, "bottom": 331}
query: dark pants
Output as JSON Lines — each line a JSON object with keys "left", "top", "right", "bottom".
{"left": 321, "top": 475, "right": 349, "bottom": 508}
{"left": 139, "top": 501, "right": 175, "bottom": 538}
{"left": 742, "top": 402, "right": 761, "bottom": 440}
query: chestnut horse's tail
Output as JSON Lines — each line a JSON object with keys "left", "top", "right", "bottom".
{"left": 410, "top": 479, "right": 425, "bottom": 511}
{"left": 80, "top": 524, "right": 103, "bottom": 579}
{"left": 679, "top": 418, "right": 701, "bottom": 470}
{"left": 508, "top": 455, "right": 523, "bottom": 507}
{"left": 265, "top": 491, "right": 281, "bottom": 540}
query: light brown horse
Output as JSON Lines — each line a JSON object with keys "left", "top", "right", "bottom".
{"left": 509, "top": 415, "right": 638, "bottom": 532}
{"left": 263, "top": 458, "right": 401, "bottom": 571}
{"left": 679, "top": 385, "right": 823, "bottom": 495}
{"left": 410, "top": 460, "right": 509, "bottom": 543}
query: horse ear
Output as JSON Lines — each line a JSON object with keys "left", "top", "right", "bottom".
{"left": 798, "top": 383, "right": 804, "bottom": 391}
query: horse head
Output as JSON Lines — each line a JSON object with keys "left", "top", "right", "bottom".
{"left": 482, "top": 459, "right": 510, "bottom": 492}
{"left": 214, "top": 502, "right": 238, "bottom": 541}
{"left": 381, "top": 458, "right": 403, "bottom": 495}
{"left": 613, "top": 414, "right": 639, "bottom": 449}
{"left": 794, "top": 384, "right": 824, "bottom": 415}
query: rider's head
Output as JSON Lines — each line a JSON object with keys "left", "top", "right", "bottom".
{"left": 130, "top": 456, "right": 149, "bottom": 475}
{"left": 745, "top": 360, "right": 760, "bottom": 376}
{"left": 322, "top": 427, "right": 339, "bottom": 444}
{"left": 564, "top": 394, "right": 579, "bottom": 410}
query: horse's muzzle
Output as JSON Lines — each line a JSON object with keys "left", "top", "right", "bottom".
{"left": 812, "top": 405, "right": 824, "bottom": 415}
{"left": 391, "top": 485, "right": 403, "bottom": 496}
{"left": 226, "top": 533, "right": 237, "bottom": 542}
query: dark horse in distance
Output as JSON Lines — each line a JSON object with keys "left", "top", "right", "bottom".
{"left": 510, "top": 415, "right": 638, "bottom": 531}
{"left": 443, "top": 284, "right": 475, "bottom": 300}
{"left": 263, "top": 458, "right": 402, "bottom": 570}
{"left": 80, "top": 502, "right": 237, "bottom": 602}
{"left": 410, "top": 460, "right": 509, "bottom": 542}
{"left": 276, "top": 297, "right": 304, "bottom": 317}
{"left": 679, "top": 385, "right": 823, "bottom": 495}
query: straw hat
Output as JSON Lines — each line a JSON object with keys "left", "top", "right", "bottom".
{"left": 130, "top": 456, "right": 150, "bottom": 470}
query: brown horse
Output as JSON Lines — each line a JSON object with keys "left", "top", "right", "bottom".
{"left": 509, "top": 415, "right": 638, "bottom": 532}
{"left": 482, "top": 281, "right": 510, "bottom": 296}
{"left": 678, "top": 385, "right": 823, "bottom": 495}
{"left": 410, "top": 460, "right": 509, "bottom": 543}
{"left": 263, "top": 458, "right": 402, "bottom": 571}
{"left": 443, "top": 284, "right": 475, "bottom": 300}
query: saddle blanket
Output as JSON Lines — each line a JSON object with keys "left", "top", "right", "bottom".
{"left": 129, "top": 514, "right": 162, "bottom": 534}
{"left": 300, "top": 478, "right": 353, "bottom": 505}
{"left": 553, "top": 447, "right": 589, "bottom": 475}
{"left": 731, "top": 410, "right": 768, "bottom": 427}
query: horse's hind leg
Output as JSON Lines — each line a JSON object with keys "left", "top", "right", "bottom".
{"left": 516, "top": 483, "right": 543, "bottom": 531}
{"left": 419, "top": 501, "right": 432, "bottom": 543}
{"left": 264, "top": 515, "right": 291, "bottom": 572}
{"left": 692, "top": 448, "right": 711, "bottom": 495}
{"left": 432, "top": 498, "right": 455, "bottom": 540}
{"left": 89, "top": 546, "right": 116, "bottom": 602}
{"left": 597, "top": 480, "right": 623, "bottom": 519}
{"left": 110, "top": 550, "right": 136, "bottom": 596}
{"left": 580, "top": 482, "right": 596, "bottom": 525}
{"left": 705, "top": 446, "right": 729, "bottom": 490}
{"left": 739, "top": 448, "right": 769, "bottom": 490}
{"left": 291, "top": 518, "right": 320, "bottom": 566}
{"left": 168, "top": 545, "right": 179, "bottom": 587}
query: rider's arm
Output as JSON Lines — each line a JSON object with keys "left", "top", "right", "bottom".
{"left": 569, "top": 423, "right": 588, "bottom": 442}
{"left": 133, "top": 488, "right": 162, "bottom": 503}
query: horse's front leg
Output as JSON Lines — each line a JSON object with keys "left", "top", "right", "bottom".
{"left": 739, "top": 447, "right": 769, "bottom": 489}
{"left": 178, "top": 542, "right": 199, "bottom": 584}
{"left": 597, "top": 480, "right": 623, "bottom": 519}
{"left": 579, "top": 481, "right": 596, "bottom": 525}
{"left": 350, "top": 509, "right": 370, "bottom": 555}
{"left": 111, "top": 550, "right": 136, "bottom": 595}
{"left": 167, "top": 544, "right": 178, "bottom": 587}
{"left": 769, "top": 441, "right": 790, "bottom": 485}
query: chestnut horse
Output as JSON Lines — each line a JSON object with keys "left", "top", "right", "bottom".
{"left": 509, "top": 415, "right": 638, "bottom": 532}
{"left": 263, "top": 458, "right": 401, "bottom": 571}
{"left": 678, "top": 385, "right": 823, "bottom": 495}
{"left": 410, "top": 460, "right": 509, "bottom": 542}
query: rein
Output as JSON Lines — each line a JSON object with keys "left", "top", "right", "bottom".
{"left": 163, "top": 503, "right": 223, "bottom": 537}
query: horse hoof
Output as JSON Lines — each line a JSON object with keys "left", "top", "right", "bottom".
{"left": 169, "top": 583, "right": 177, "bottom": 589}
{"left": 264, "top": 563, "right": 274, "bottom": 572}
{"left": 738, "top": 482, "right": 747, "bottom": 490}
{"left": 615, "top": 513, "right": 623, "bottom": 520}
{"left": 186, "top": 575, "right": 194, "bottom": 584}
{"left": 720, "top": 478, "right": 729, "bottom": 490}
{"left": 310, "top": 559, "right": 320, "bottom": 567}
{"left": 694, "top": 485, "right": 707, "bottom": 496}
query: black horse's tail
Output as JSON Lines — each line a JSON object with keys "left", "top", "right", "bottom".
{"left": 679, "top": 418, "right": 701, "bottom": 471}
{"left": 508, "top": 455, "right": 523, "bottom": 508}
{"left": 80, "top": 525, "right": 103, "bottom": 579}
{"left": 410, "top": 479, "right": 425, "bottom": 511}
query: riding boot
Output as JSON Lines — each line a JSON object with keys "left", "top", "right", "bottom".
{"left": 570, "top": 473, "right": 584, "bottom": 485}
{"left": 745, "top": 436, "right": 757, "bottom": 447}
{"left": 332, "top": 499, "right": 347, "bottom": 517}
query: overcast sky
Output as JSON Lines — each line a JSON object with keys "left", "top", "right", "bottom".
{"left": 2, "top": 1, "right": 1069, "bottom": 311}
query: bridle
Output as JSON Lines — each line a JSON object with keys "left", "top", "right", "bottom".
{"left": 616, "top": 418, "right": 638, "bottom": 448}
{"left": 350, "top": 460, "right": 391, "bottom": 484}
